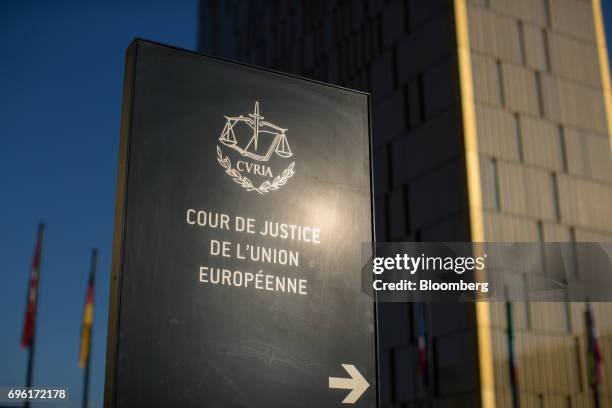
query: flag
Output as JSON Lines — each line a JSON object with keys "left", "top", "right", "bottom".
{"left": 416, "top": 303, "right": 427, "bottom": 385}
{"left": 585, "top": 303, "right": 603, "bottom": 386}
{"left": 21, "top": 223, "right": 44, "bottom": 349}
{"left": 506, "top": 300, "right": 519, "bottom": 408}
{"left": 79, "top": 249, "right": 97, "bottom": 368}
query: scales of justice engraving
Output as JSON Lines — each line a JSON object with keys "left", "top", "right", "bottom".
{"left": 216, "top": 101, "right": 295, "bottom": 194}
{"left": 218, "top": 101, "right": 292, "bottom": 162}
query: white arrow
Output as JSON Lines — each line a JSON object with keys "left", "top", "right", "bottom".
{"left": 328, "top": 364, "right": 370, "bottom": 404}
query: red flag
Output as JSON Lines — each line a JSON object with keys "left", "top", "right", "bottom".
{"left": 586, "top": 303, "right": 603, "bottom": 386}
{"left": 21, "top": 224, "right": 44, "bottom": 349}
{"left": 416, "top": 303, "right": 427, "bottom": 384}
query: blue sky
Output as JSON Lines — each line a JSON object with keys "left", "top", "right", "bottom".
{"left": 0, "top": 1, "right": 611, "bottom": 408}
{"left": 0, "top": 1, "right": 197, "bottom": 406}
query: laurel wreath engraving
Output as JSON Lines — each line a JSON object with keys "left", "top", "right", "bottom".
{"left": 217, "top": 146, "right": 295, "bottom": 194}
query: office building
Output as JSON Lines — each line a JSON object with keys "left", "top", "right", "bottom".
{"left": 198, "top": 1, "right": 612, "bottom": 405}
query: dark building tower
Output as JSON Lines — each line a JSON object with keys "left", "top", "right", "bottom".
{"left": 198, "top": 0, "right": 612, "bottom": 406}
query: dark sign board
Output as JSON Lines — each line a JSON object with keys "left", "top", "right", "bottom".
{"left": 104, "top": 39, "right": 376, "bottom": 408}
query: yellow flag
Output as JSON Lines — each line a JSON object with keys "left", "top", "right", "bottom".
{"left": 79, "top": 281, "right": 94, "bottom": 368}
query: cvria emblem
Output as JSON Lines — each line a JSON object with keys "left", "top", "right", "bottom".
{"left": 216, "top": 101, "right": 295, "bottom": 194}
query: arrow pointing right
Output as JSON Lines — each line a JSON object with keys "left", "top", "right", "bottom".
{"left": 328, "top": 364, "right": 370, "bottom": 404}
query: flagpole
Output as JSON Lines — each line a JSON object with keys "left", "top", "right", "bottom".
{"left": 410, "top": 303, "right": 417, "bottom": 405}
{"left": 24, "top": 222, "right": 44, "bottom": 408}
{"left": 503, "top": 287, "right": 520, "bottom": 408}
{"left": 82, "top": 249, "right": 98, "bottom": 408}
{"left": 593, "top": 378, "right": 601, "bottom": 408}
{"left": 585, "top": 301, "right": 601, "bottom": 408}
{"left": 425, "top": 302, "right": 434, "bottom": 407}
{"left": 82, "top": 349, "right": 91, "bottom": 408}
{"left": 505, "top": 299, "right": 519, "bottom": 408}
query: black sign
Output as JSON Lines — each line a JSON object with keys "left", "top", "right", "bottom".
{"left": 104, "top": 39, "right": 376, "bottom": 408}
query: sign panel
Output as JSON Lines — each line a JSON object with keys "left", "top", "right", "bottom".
{"left": 104, "top": 39, "right": 376, "bottom": 408}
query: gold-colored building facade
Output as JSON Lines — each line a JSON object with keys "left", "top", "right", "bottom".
{"left": 198, "top": 0, "right": 612, "bottom": 405}
{"left": 462, "top": 0, "right": 612, "bottom": 406}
